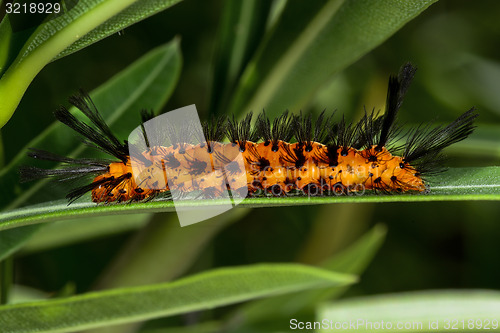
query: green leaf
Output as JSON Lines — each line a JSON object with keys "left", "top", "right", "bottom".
{"left": 9, "top": 285, "right": 49, "bottom": 304}
{"left": 0, "top": 0, "right": 183, "bottom": 128}
{"left": 279, "top": 224, "right": 386, "bottom": 310}
{"left": 1, "top": 167, "right": 498, "bottom": 232}
{"left": 445, "top": 124, "right": 500, "bottom": 159}
{"left": 0, "top": 264, "right": 357, "bottom": 333}
{"left": 209, "top": 0, "right": 271, "bottom": 114}
{"left": 0, "top": 39, "right": 181, "bottom": 263}
{"left": 0, "top": 225, "right": 41, "bottom": 262}
{"left": 96, "top": 209, "right": 249, "bottom": 289}
{"left": 318, "top": 290, "right": 500, "bottom": 332}
{"left": 321, "top": 224, "right": 387, "bottom": 274}
{"left": 21, "top": 214, "right": 152, "bottom": 254}
{"left": 0, "top": 39, "right": 182, "bottom": 211}
{"left": 0, "top": 15, "right": 13, "bottom": 76}
{"left": 54, "top": 0, "right": 183, "bottom": 60}
{"left": 227, "top": 0, "right": 438, "bottom": 117}
{"left": 223, "top": 225, "right": 387, "bottom": 330}
{"left": 139, "top": 321, "right": 222, "bottom": 333}
{"left": 90, "top": 209, "right": 249, "bottom": 333}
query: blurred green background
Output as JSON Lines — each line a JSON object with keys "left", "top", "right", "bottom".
{"left": 2, "top": 0, "right": 500, "bottom": 331}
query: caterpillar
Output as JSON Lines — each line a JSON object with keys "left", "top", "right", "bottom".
{"left": 20, "top": 63, "right": 478, "bottom": 204}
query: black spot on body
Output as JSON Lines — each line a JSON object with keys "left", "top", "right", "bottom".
{"left": 326, "top": 145, "right": 339, "bottom": 167}
{"left": 252, "top": 180, "right": 262, "bottom": 188}
{"left": 269, "top": 185, "right": 283, "bottom": 196}
{"left": 293, "top": 147, "right": 306, "bottom": 168}
{"left": 164, "top": 153, "right": 181, "bottom": 169}
{"left": 225, "top": 161, "right": 241, "bottom": 174}
{"left": 257, "top": 157, "right": 270, "bottom": 171}
{"left": 189, "top": 160, "right": 208, "bottom": 176}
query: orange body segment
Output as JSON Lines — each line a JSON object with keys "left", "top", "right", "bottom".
{"left": 91, "top": 142, "right": 426, "bottom": 202}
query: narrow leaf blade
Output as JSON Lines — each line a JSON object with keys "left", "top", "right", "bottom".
{"left": 0, "top": 167, "right": 498, "bottom": 232}
{"left": 319, "top": 290, "right": 500, "bottom": 332}
{"left": 0, "top": 264, "right": 356, "bottom": 333}
{"left": 228, "top": 0, "right": 438, "bottom": 117}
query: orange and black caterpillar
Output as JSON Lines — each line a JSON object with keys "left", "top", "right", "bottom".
{"left": 20, "top": 63, "right": 478, "bottom": 203}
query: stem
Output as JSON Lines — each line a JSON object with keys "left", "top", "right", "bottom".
{"left": 0, "top": 0, "right": 141, "bottom": 128}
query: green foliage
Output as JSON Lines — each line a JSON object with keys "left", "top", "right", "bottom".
{"left": 0, "top": 39, "right": 182, "bottom": 267}
{"left": 0, "top": 39, "right": 182, "bottom": 210}
{"left": 0, "top": 0, "right": 183, "bottom": 127}
{"left": 0, "top": 264, "right": 356, "bottom": 333}
{"left": 1, "top": 0, "right": 500, "bottom": 332}
{"left": 227, "top": 0, "right": 437, "bottom": 117}
{"left": 1, "top": 167, "right": 499, "bottom": 232}
{"left": 319, "top": 290, "right": 500, "bottom": 332}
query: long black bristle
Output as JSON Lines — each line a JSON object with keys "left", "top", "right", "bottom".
{"left": 294, "top": 110, "right": 334, "bottom": 149}
{"left": 202, "top": 115, "right": 227, "bottom": 143}
{"left": 19, "top": 63, "right": 479, "bottom": 203}
{"left": 69, "top": 90, "right": 125, "bottom": 150}
{"left": 141, "top": 109, "right": 155, "bottom": 123}
{"left": 403, "top": 108, "right": 478, "bottom": 172}
{"left": 227, "top": 112, "right": 258, "bottom": 151}
{"left": 19, "top": 165, "right": 109, "bottom": 183}
{"left": 27, "top": 148, "right": 111, "bottom": 167}
{"left": 140, "top": 109, "right": 155, "bottom": 148}
{"left": 376, "top": 63, "right": 417, "bottom": 150}
{"left": 55, "top": 90, "right": 128, "bottom": 163}
{"left": 201, "top": 115, "right": 227, "bottom": 152}
{"left": 335, "top": 115, "right": 358, "bottom": 154}
{"left": 19, "top": 148, "right": 110, "bottom": 183}
{"left": 66, "top": 176, "right": 111, "bottom": 203}
{"left": 355, "top": 108, "right": 381, "bottom": 149}
{"left": 256, "top": 110, "right": 295, "bottom": 149}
